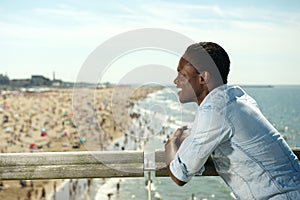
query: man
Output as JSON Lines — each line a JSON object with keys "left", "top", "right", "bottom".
{"left": 165, "top": 42, "right": 300, "bottom": 199}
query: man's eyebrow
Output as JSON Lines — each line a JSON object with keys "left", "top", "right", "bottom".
{"left": 177, "top": 69, "right": 183, "bottom": 74}
{"left": 178, "top": 71, "right": 186, "bottom": 77}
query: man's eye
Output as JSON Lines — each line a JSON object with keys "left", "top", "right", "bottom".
{"left": 178, "top": 74, "right": 187, "bottom": 81}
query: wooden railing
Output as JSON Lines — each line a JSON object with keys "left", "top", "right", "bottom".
{"left": 0, "top": 148, "right": 299, "bottom": 180}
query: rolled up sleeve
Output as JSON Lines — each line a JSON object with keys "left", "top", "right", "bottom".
{"left": 170, "top": 106, "right": 232, "bottom": 182}
{"left": 170, "top": 154, "right": 205, "bottom": 182}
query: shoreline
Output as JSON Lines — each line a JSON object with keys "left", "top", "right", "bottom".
{"left": 46, "top": 179, "right": 68, "bottom": 200}
{"left": 0, "top": 86, "right": 162, "bottom": 200}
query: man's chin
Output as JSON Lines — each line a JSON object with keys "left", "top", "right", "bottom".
{"left": 178, "top": 93, "right": 196, "bottom": 104}
{"left": 178, "top": 95, "right": 188, "bottom": 104}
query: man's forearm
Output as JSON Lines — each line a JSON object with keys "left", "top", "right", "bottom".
{"left": 165, "top": 139, "right": 187, "bottom": 186}
{"left": 165, "top": 139, "right": 178, "bottom": 165}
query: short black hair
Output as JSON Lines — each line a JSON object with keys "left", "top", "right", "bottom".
{"left": 182, "top": 42, "right": 230, "bottom": 84}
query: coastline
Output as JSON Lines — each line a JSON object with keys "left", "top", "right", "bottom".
{"left": 0, "top": 85, "right": 162, "bottom": 200}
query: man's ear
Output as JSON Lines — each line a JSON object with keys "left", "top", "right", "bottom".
{"left": 199, "top": 71, "right": 210, "bottom": 84}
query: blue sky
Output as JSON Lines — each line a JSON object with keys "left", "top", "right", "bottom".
{"left": 1, "top": 0, "right": 300, "bottom": 85}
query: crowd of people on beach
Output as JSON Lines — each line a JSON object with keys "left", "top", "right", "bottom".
{"left": 0, "top": 87, "right": 160, "bottom": 200}
{"left": 14, "top": 180, "right": 46, "bottom": 200}
{"left": 0, "top": 88, "right": 132, "bottom": 153}
{"left": 0, "top": 90, "right": 80, "bottom": 154}
{"left": 0, "top": 88, "right": 121, "bottom": 200}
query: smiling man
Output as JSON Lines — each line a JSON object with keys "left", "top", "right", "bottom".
{"left": 165, "top": 42, "right": 300, "bottom": 199}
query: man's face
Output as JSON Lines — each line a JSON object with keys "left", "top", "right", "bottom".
{"left": 173, "top": 60, "right": 202, "bottom": 104}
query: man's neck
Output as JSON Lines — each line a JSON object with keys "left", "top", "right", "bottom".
{"left": 197, "top": 83, "right": 225, "bottom": 105}
{"left": 196, "top": 85, "right": 209, "bottom": 105}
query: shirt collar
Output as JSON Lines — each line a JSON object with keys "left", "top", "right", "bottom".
{"left": 199, "top": 84, "right": 228, "bottom": 107}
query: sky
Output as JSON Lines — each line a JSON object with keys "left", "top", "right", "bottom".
{"left": 1, "top": 0, "right": 300, "bottom": 85}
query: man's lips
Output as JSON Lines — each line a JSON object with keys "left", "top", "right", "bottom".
{"left": 177, "top": 87, "right": 182, "bottom": 95}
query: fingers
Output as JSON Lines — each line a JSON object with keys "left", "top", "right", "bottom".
{"left": 179, "top": 131, "right": 190, "bottom": 144}
{"left": 182, "top": 125, "right": 188, "bottom": 130}
{"left": 173, "top": 128, "right": 182, "bottom": 137}
{"left": 165, "top": 126, "right": 189, "bottom": 147}
{"left": 175, "top": 126, "right": 189, "bottom": 147}
{"left": 174, "top": 126, "right": 188, "bottom": 137}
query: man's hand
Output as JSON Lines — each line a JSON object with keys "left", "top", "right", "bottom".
{"left": 171, "top": 126, "right": 190, "bottom": 148}
{"left": 165, "top": 126, "right": 189, "bottom": 164}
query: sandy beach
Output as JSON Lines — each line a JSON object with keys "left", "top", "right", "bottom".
{"left": 0, "top": 85, "right": 161, "bottom": 200}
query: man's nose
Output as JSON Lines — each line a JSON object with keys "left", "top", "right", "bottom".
{"left": 174, "top": 76, "right": 179, "bottom": 85}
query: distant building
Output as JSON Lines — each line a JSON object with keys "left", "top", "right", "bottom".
{"left": 52, "top": 79, "right": 63, "bottom": 87}
{"left": 10, "top": 79, "right": 31, "bottom": 87}
{"left": 10, "top": 75, "right": 51, "bottom": 87}
{"left": 31, "top": 75, "right": 51, "bottom": 86}
{"left": 0, "top": 74, "right": 9, "bottom": 85}
{"left": 9, "top": 74, "right": 71, "bottom": 88}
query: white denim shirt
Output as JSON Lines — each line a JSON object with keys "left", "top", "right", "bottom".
{"left": 170, "top": 85, "right": 300, "bottom": 199}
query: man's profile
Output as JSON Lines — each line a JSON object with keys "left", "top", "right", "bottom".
{"left": 165, "top": 42, "right": 300, "bottom": 199}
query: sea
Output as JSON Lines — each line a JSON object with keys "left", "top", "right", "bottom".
{"left": 50, "top": 85, "right": 300, "bottom": 200}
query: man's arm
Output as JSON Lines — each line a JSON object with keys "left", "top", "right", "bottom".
{"left": 165, "top": 127, "right": 189, "bottom": 186}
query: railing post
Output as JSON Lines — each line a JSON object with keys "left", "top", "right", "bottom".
{"left": 147, "top": 171, "right": 152, "bottom": 200}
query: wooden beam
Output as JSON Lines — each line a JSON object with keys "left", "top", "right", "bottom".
{"left": 0, "top": 151, "right": 144, "bottom": 180}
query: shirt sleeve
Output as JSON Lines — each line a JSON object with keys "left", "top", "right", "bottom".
{"left": 170, "top": 107, "right": 232, "bottom": 182}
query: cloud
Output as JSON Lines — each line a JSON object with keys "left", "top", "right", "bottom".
{"left": 0, "top": 1, "right": 300, "bottom": 84}
{"left": 34, "top": 7, "right": 92, "bottom": 18}
{"left": 1, "top": 1, "right": 299, "bottom": 45}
